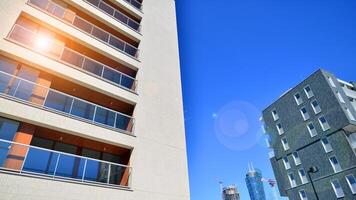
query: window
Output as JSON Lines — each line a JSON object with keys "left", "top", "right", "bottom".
{"left": 292, "top": 152, "right": 301, "bottom": 166}
{"left": 345, "top": 174, "right": 356, "bottom": 194}
{"left": 311, "top": 100, "right": 321, "bottom": 114}
{"left": 328, "top": 76, "right": 336, "bottom": 88}
{"left": 298, "top": 168, "right": 308, "bottom": 184}
{"left": 276, "top": 123, "right": 284, "bottom": 135}
{"left": 329, "top": 156, "right": 341, "bottom": 173}
{"left": 321, "top": 138, "right": 333, "bottom": 153}
{"left": 288, "top": 173, "right": 297, "bottom": 188}
{"left": 345, "top": 108, "right": 355, "bottom": 121}
{"left": 300, "top": 107, "right": 310, "bottom": 120}
{"left": 272, "top": 109, "right": 279, "bottom": 121}
{"left": 283, "top": 156, "right": 291, "bottom": 170}
{"left": 331, "top": 180, "right": 345, "bottom": 198}
{"left": 318, "top": 116, "right": 330, "bottom": 131}
{"left": 307, "top": 122, "right": 317, "bottom": 137}
{"left": 294, "top": 93, "right": 303, "bottom": 105}
{"left": 336, "top": 92, "right": 345, "bottom": 103}
{"left": 281, "top": 137, "right": 290, "bottom": 151}
{"left": 304, "top": 85, "right": 314, "bottom": 98}
{"left": 299, "top": 189, "right": 308, "bottom": 200}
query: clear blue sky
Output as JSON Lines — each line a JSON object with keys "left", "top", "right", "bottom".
{"left": 175, "top": 0, "right": 356, "bottom": 199}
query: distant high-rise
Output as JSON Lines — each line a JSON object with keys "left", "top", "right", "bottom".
{"left": 222, "top": 185, "right": 240, "bottom": 200}
{"left": 245, "top": 163, "right": 267, "bottom": 200}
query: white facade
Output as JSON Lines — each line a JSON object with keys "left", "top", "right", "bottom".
{"left": 0, "top": 0, "right": 190, "bottom": 199}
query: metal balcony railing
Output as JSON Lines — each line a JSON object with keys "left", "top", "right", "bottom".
{"left": 28, "top": 0, "right": 140, "bottom": 59}
{"left": 123, "top": 0, "right": 142, "bottom": 10}
{"left": 83, "top": 0, "right": 141, "bottom": 31}
{"left": 0, "top": 139, "right": 132, "bottom": 188}
{"left": 7, "top": 24, "right": 138, "bottom": 92}
{"left": 0, "top": 70, "right": 135, "bottom": 134}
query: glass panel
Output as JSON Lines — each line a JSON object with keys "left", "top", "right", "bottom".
{"left": 116, "top": 114, "right": 130, "bottom": 130}
{"left": 29, "top": 0, "right": 50, "bottom": 10}
{"left": 0, "top": 73, "right": 15, "bottom": 94}
{"left": 103, "top": 68, "right": 121, "bottom": 85}
{"left": 86, "top": 0, "right": 100, "bottom": 7}
{"left": 113, "top": 11, "right": 128, "bottom": 25}
{"left": 23, "top": 147, "right": 59, "bottom": 175}
{"left": 109, "top": 164, "right": 124, "bottom": 185}
{"left": 44, "top": 90, "right": 73, "bottom": 113}
{"left": 70, "top": 99, "right": 95, "bottom": 120}
{"left": 0, "top": 140, "right": 11, "bottom": 167}
{"left": 54, "top": 154, "right": 77, "bottom": 178}
{"left": 82, "top": 59, "right": 103, "bottom": 76}
{"left": 92, "top": 27, "right": 109, "bottom": 43}
{"left": 127, "top": 20, "right": 140, "bottom": 31}
{"left": 0, "top": 57, "right": 18, "bottom": 75}
{"left": 73, "top": 17, "right": 93, "bottom": 34}
{"left": 30, "top": 137, "right": 54, "bottom": 149}
{"left": 94, "top": 107, "right": 116, "bottom": 127}
{"left": 98, "top": 1, "right": 114, "bottom": 15}
{"left": 47, "top": 3, "right": 65, "bottom": 19}
{"left": 83, "top": 159, "right": 109, "bottom": 183}
{"left": 81, "top": 148, "right": 101, "bottom": 160}
{"left": 125, "top": 45, "right": 137, "bottom": 57}
{"left": 0, "top": 117, "right": 20, "bottom": 141}
{"left": 108, "top": 36, "right": 125, "bottom": 51}
{"left": 14, "top": 81, "right": 35, "bottom": 101}
{"left": 60, "top": 48, "right": 84, "bottom": 68}
{"left": 9, "top": 25, "right": 35, "bottom": 47}
{"left": 121, "top": 75, "right": 134, "bottom": 90}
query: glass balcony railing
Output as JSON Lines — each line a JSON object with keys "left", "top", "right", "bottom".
{"left": 84, "top": 0, "right": 141, "bottom": 30}
{"left": 28, "top": 0, "right": 140, "bottom": 58}
{"left": 0, "top": 70, "right": 135, "bottom": 134}
{"left": 0, "top": 139, "right": 132, "bottom": 188}
{"left": 7, "top": 24, "right": 137, "bottom": 92}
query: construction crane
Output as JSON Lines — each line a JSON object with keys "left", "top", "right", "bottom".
{"left": 261, "top": 178, "right": 278, "bottom": 200}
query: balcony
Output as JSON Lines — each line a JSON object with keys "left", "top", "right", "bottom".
{"left": 0, "top": 138, "right": 131, "bottom": 188}
{"left": 0, "top": 70, "right": 134, "bottom": 134}
{"left": 7, "top": 23, "right": 137, "bottom": 92}
{"left": 28, "top": 0, "right": 140, "bottom": 58}
{"left": 84, "top": 0, "right": 141, "bottom": 31}
{"left": 124, "top": 0, "right": 142, "bottom": 11}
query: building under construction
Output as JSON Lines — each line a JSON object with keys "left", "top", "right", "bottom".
{"left": 222, "top": 185, "right": 240, "bottom": 200}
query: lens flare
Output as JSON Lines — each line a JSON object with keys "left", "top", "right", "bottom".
{"left": 34, "top": 35, "right": 51, "bottom": 51}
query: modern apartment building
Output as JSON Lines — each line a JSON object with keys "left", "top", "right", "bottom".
{"left": 0, "top": 0, "right": 190, "bottom": 199}
{"left": 262, "top": 69, "right": 356, "bottom": 200}
{"left": 245, "top": 163, "right": 266, "bottom": 200}
{"left": 222, "top": 185, "right": 240, "bottom": 200}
